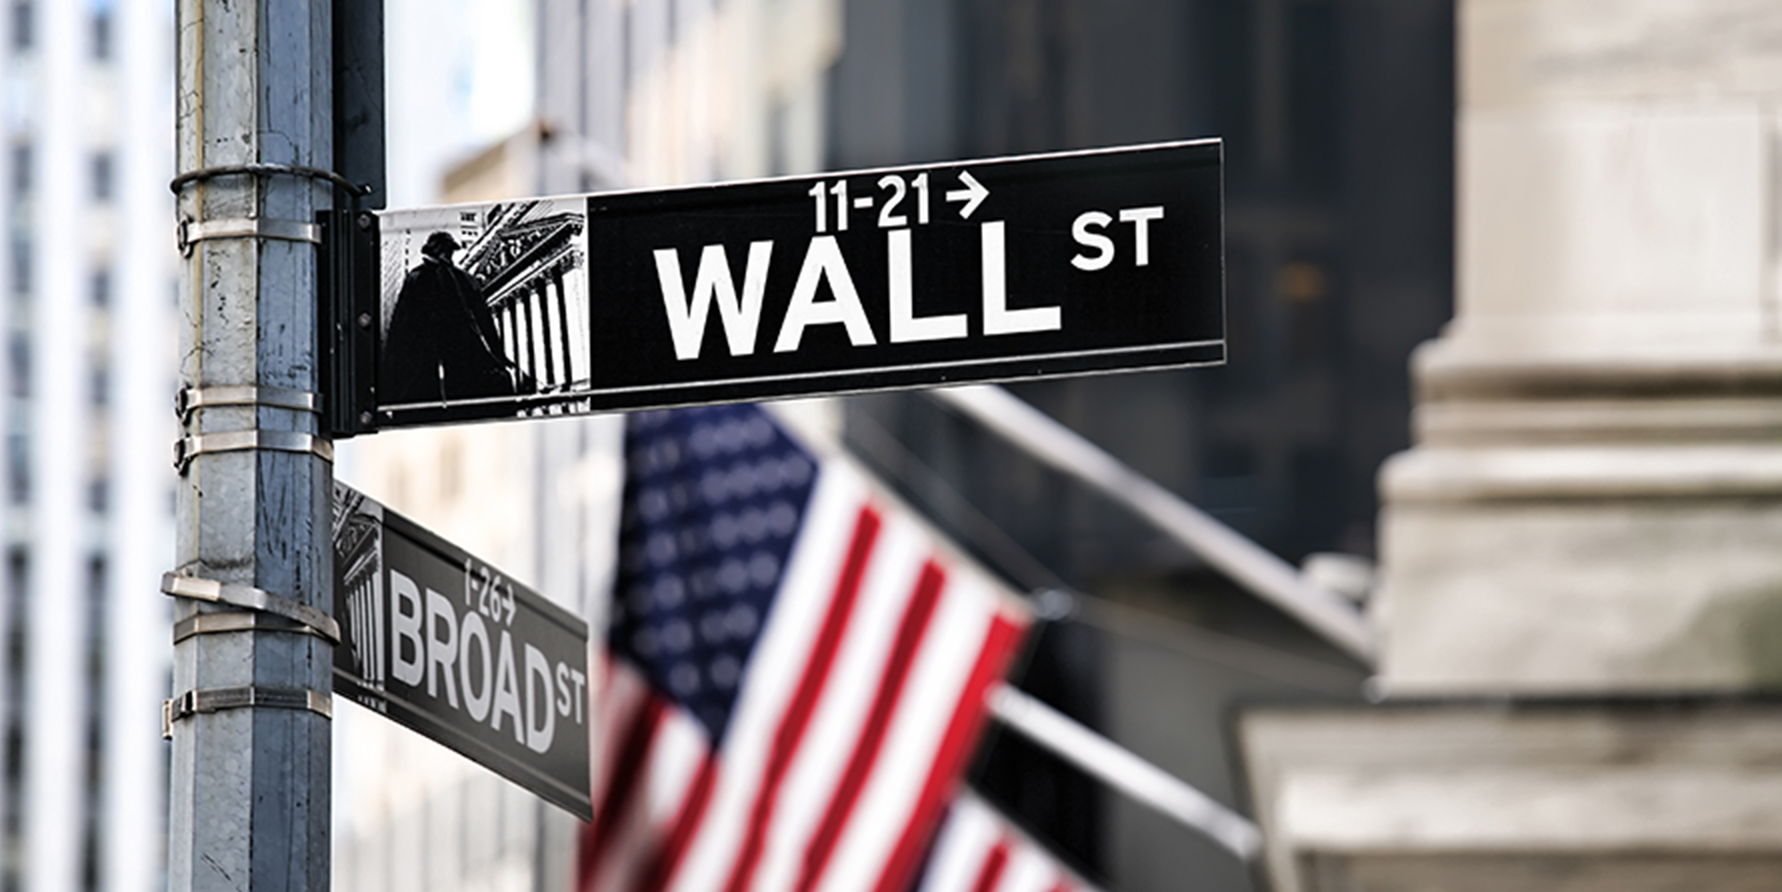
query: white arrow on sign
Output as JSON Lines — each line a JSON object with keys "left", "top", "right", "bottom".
{"left": 945, "top": 171, "right": 989, "bottom": 219}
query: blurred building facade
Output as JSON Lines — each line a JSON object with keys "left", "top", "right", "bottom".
{"left": 833, "top": 0, "right": 1453, "bottom": 574}
{"left": 0, "top": 2, "right": 174, "bottom": 892}
{"left": 1242, "top": 1, "right": 1782, "bottom": 889}
{"left": 823, "top": 3, "right": 1447, "bottom": 891}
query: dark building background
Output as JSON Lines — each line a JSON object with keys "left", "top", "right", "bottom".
{"left": 824, "top": 2, "right": 1453, "bottom": 890}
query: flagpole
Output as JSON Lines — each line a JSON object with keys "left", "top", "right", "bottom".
{"left": 928, "top": 385, "right": 1377, "bottom": 665}
{"left": 986, "top": 683, "right": 1263, "bottom": 862}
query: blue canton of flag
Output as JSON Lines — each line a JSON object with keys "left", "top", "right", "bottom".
{"left": 610, "top": 405, "right": 818, "bottom": 740}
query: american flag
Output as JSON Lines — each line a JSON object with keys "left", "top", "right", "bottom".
{"left": 579, "top": 404, "right": 1032, "bottom": 892}
{"left": 911, "top": 793, "right": 1101, "bottom": 892}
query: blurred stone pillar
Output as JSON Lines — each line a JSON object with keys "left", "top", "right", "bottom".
{"left": 1242, "top": 3, "right": 1782, "bottom": 889}
{"left": 1378, "top": 0, "right": 1782, "bottom": 694}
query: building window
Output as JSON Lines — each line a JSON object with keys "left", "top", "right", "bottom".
{"left": 7, "top": 433, "right": 27, "bottom": 504}
{"left": 80, "top": 556, "right": 104, "bottom": 892}
{"left": 90, "top": 153, "right": 111, "bottom": 203}
{"left": 90, "top": 7, "right": 109, "bottom": 61}
{"left": 2, "top": 546, "right": 28, "bottom": 892}
{"left": 83, "top": 555, "right": 105, "bottom": 725}
{"left": 768, "top": 100, "right": 790, "bottom": 178}
{"left": 79, "top": 831, "right": 99, "bottom": 892}
{"left": 11, "top": 143, "right": 29, "bottom": 201}
{"left": 9, "top": 1, "right": 29, "bottom": 51}
{"left": 9, "top": 238, "right": 28, "bottom": 296}
{"left": 8, "top": 334, "right": 26, "bottom": 398}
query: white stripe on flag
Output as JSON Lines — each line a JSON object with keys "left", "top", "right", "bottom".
{"left": 751, "top": 508, "right": 929, "bottom": 891}
{"left": 585, "top": 661, "right": 656, "bottom": 892}
{"left": 916, "top": 796, "right": 1000, "bottom": 892}
{"left": 916, "top": 793, "right": 1103, "bottom": 892}
{"left": 588, "top": 656, "right": 647, "bottom": 814}
{"left": 1003, "top": 843, "right": 1060, "bottom": 892}
{"left": 816, "top": 571, "right": 998, "bottom": 892}
{"left": 587, "top": 680, "right": 707, "bottom": 892}
{"left": 602, "top": 710, "right": 706, "bottom": 892}
{"left": 668, "top": 463, "right": 875, "bottom": 892}
{"left": 648, "top": 711, "right": 708, "bottom": 825}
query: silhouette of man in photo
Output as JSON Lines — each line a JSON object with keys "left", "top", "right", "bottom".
{"left": 381, "top": 232, "right": 521, "bottom": 405}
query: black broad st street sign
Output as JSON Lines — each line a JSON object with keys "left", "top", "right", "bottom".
{"left": 326, "top": 139, "right": 1222, "bottom": 433}
{"left": 330, "top": 482, "right": 592, "bottom": 819}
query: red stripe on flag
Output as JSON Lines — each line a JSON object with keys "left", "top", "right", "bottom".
{"left": 794, "top": 561, "right": 947, "bottom": 892}
{"left": 970, "top": 838, "right": 1012, "bottom": 892}
{"left": 722, "top": 505, "right": 884, "bottom": 892}
{"left": 579, "top": 694, "right": 668, "bottom": 889}
{"left": 872, "top": 612, "right": 1027, "bottom": 892}
{"left": 637, "top": 752, "right": 720, "bottom": 892}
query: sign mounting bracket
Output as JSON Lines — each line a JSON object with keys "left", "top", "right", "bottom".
{"left": 318, "top": 208, "right": 381, "bottom": 438}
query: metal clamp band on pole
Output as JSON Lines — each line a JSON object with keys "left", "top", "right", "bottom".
{"left": 169, "top": 162, "right": 371, "bottom": 197}
{"left": 162, "top": 686, "right": 332, "bottom": 739}
{"left": 161, "top": 572, "right": 341, "bottom": 645}
{"left": 173, "top": 429, "right": 333, "bottom": 474}
{"left": 175, "top": 385, "right": 321, "bottom": 420}
{"left": 173, "top": 611, "right": 336, "bottom": 645}
{"left": 178, "top": 217, "right": 322, "bottom": 257}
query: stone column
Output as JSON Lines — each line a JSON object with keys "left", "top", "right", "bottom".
{"left": 1379, "top": 0, "right": 1782, "bottom": 694}
{"left": 1242, "top": 3, "right": 1782, "bottom": 889}
{"left": 554, "top": 270, "right": 575, "bottom": 384}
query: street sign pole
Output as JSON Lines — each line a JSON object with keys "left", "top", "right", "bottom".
{"left": 172, "top": 1, "right": 334, "bottom": 889}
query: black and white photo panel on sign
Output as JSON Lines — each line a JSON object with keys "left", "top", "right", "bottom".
{"left": 378, "top": 198, "right": 589, "bottom": 412}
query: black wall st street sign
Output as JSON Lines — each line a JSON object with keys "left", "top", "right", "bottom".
{"left": 323, "top": 139, "right": 1222, "bottom": 434}
{"left": 330, "top": 483, "right": 592, "bottom": 819}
